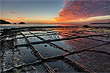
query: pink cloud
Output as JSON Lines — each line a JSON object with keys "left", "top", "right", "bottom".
{"left": 16, "top": 17, "right": 27, "bottom": 19}
{"left": 1, "top": 18, "right": 21, "bottom": 22}
{"left": 10, "top": 12, "right": 23, "bottom": 15}
{"left": 35, "top": 16, "right": 39, "bottom": 18}
{"left": 0, "top": 12, "right": 9, "bottom": 15}
{"left": 0, "top": 12, "right": 25, "bottom": 16}
{"left": 1, "top": 18, "right": 11, "bottom": 20}
{"left": 54, "top": 0, "right": 110, "bottom": 22}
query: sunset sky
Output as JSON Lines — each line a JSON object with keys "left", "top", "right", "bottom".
{"left": 0, "top": 0, "right": 110, "bottom": 24}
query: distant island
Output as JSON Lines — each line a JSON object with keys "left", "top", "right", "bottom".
{"left": 0, "top": 19, "right": 26, "bottom": 24}
{"left": 91, "top": 22, "right": 110, "bottom": 24}
{"left": 19, "top": 22, "right": 25, "bottom": 24}
{"left": 0, "top": 19, "right": 11, "bottom": 24}
{"left": 13, "top": 23, "right": 17, "bottom": 24}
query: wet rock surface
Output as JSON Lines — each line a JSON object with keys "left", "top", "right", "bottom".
{"left": 0, "top": 26, "right": 110, "bottom": 73}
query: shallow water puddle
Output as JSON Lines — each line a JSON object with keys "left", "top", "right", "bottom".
{"left": 20, "top": 47, "right": 38, "bottom": 63}
{"left": 27, "top": 37, "right": 42, "bottom": 42}
{"left": 33, "top": 44, "right": 65, "bottom": 58}
{"left": 66, "top": 52, "right": 110, "bottom": 72}
{"left": 0, "top": 47, "right": 39, "bottom": 71}
{"left": 47, "top": 60, "right": 77, "bottom": 72}
{"left": 17, "top": 38, "right": 26, "bottom": 45}
{"left": 52, "top": 41, "right": 75, "bottom": 51}
{"left": 39, "top": 34, "right": 61, "bottom": 40}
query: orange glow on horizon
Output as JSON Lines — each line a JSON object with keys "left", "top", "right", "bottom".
{"left": 1, "top": 15, "right": 110, "bottom": 24}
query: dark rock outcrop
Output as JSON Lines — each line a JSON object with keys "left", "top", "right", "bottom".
{"left": 91, "top": 22, "right": 110, "bottom": 24}
{"left": 83, "top": 25, "right": 89, "bottom": 28}
{"left": 19, "top": 22, "right": 25, "bottom": 24}
{"left": 13, "top": 23, "right": 17, "bottom": 24}
{"left": 0, "top": 19, "right": 11, "bottom": 24}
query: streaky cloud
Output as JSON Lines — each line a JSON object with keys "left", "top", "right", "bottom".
{"left": 35, "top": 16, "right": 39, "bottom": 18}
{"left": 10, "top": 12, "right": 23, "bottom": 15}
{"left": 16, "top": 17, "right": 27, "bottom": 19}
{"left": 0, "top": 18, "right": 21, "bottom": 22}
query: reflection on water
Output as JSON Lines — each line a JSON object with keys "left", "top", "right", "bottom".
{"left": 33, "top": 43, "right": 65, "bottom": 58}
{"left": 0, "top": 26, "right": 110, "bottom": 72}
{"left": 48, "top": 60, "right": 77, "bottom": 72}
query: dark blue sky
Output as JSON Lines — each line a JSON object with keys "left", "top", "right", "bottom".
{"left": 1, "top": 0, "right": 64, "bottom": 23}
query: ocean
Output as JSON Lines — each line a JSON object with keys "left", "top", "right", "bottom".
{"left": 0, "top": 24, "right": 80, "bottom": 29}
{"left": 0, "top": 23, "right": 110, "bottom": 30}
